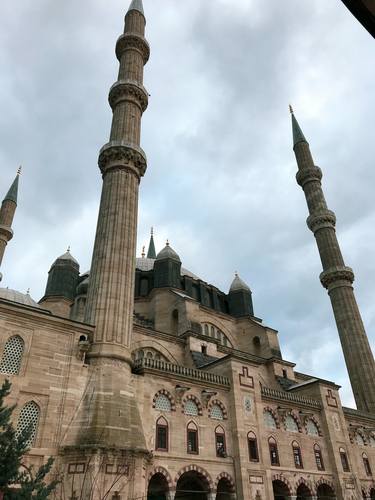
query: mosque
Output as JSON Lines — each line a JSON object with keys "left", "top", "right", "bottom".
{"left": 0, "top": 1, "right": 375, "bottom": 499}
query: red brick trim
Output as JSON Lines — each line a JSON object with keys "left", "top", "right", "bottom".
{"left": 175, "top": 464, "right": 213, "bottom": 491}
{"left": 148, "top": 466, "right": 173, "bottom": 489}
{"left": 215, "top": 472, "right": 235, "bottom": 492}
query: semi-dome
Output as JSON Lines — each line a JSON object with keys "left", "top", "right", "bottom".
{"left": 0, "top": 288, "right": 41, "bottom": 308}
{"left": 156, "top": 243, "right": 181, "bottom": 262}
{"left": 229, "top": 273, "right": 251, "bottom": 293}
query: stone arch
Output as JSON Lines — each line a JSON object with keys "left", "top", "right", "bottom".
{"left": 131, "top": 339, "right": 178, "bottom": 364}
{"left": 304, "top": 415, "right": 323, "bottom": 436}
{"left": 354, "top": 429, "right": 367, "bottom": 446}
{"left": 208, "top": 399, "right": 228, "bottom": 420}
{"left": 369, "top": 487, "right": 375, "bottom": 500}
{"left": 148, "top": 466, "right": 173, "bottom": 490}
{"left": 214, "top": 472, "right": 235, "bottom": 492}
{"left": 199, "top": 315, "right": 236, "bottom": 347}
{"left": 272, "top": 475, "right": 293, "bottom": 500}
{"left": 272, "top": 474, "right": 293, "bottom": 495}
{"left": 152, "top": 389, "right": 176, "bottom": 411}
{"left": 175, "top": 464, "right": 214, "bottom": 492}
{"left": 295, "top": 477, "right": 314, "bottom": 498}
{"left": 315, "top": 479, "right": 336, "bottom": 498}
{"left": 283, "top": 410, "right": 302, "bottom": 432}
{"left": 182, "top": 394, "right": 203, "bottom": 416}
{"left": 264, "top": 406, "right": 281, "bottom": 428}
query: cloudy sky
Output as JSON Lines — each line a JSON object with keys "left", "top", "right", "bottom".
{"left": 0, "top": 0, "right": 374, "bottom": 407}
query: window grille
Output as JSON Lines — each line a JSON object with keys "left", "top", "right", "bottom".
{"left": 314, "top": 445, "right": 325, "bottom": 471}
{"left": 356, "top": 433, "right": 365, "bottom": 446}
{"left": 155, "top": 394, "right": 171, "bottom": 412}
{"left": 210, "top": 404, "right": 224, "bottom": 420}
{"left": 264, "top": 410, "right": 277, "bottom": 429}
{"left": 184, "top": 399, "right": 198, "bottom": 416}
{"left": 306, "top": 419, "right": 319, "bottom": 436}
{"left": 16, "top": 401, "right": 40, "bottom": 447}
{"left": 0, "top": 335, "right": 24, "bottom": 375}
{"left": 285, "top": 415, "right": 299, "bottom": 432}
{"left": 292, "top": 442, "right": 303, "bottom": 468}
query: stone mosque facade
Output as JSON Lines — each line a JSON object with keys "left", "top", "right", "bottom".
{"left": 1, "top": 1, "right": 375, "bottom": 499}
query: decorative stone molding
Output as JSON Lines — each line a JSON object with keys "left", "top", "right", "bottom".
{"left": 98, "top": 141, "right": 147, "bottom": 177}
{"left": 152, "top": 389, "right": 176, "bottom": 412}
{"left": 208, "top": 399, "right": 228, "bottom": 420}
{"left": 304, "top": 415, "right": 323, "bottom": 437}
{"left": 282, "top": 410, "right": 302, "bottom": 432}
{"left": 263, "top": 406, "right": 281, "bottom": 429}
{"left": 148, "top": 466, "right": 174, "bottom": 490}
{"left": 108, "top": 79, "right": 149, "bottom": 112}
{"left": 261, "top": 386, "right": 321, "bottom": 409}
{"left": 0, "top": 225, "right": 13, "bottom": 242}
{"left": 115, "top": 33, "right": 150, "bottom": 64}
{"left": 296, "top": 166, "right": 322, "bottom": 188}
{"left": 175, "top": 464, "right": 214, "bottom": 491}
{"left": 314, "top": 478, "right": 336, "bottom": 495}
{"left": 271, "top": 474, "right": 293, "bottom": 495}
{"left": 320, "top": 266, "right": 354, "bottom": 290}
{"left": 307, "top": 210, "right": 336, "bottom": 233}
{"left": 214, "top": 472, "right": 235, "bottom": 492}
{"left": 295, "top": 477, "right": 314, "bottom": 496}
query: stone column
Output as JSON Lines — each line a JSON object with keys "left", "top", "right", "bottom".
{"left": 291, "top": 109, "right": 375, "bottom": 413}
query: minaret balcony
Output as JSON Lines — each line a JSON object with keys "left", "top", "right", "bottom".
{"left": 115, "top": 33, "right": 150, "bottom": 64}
{"left": 98, "top": 141, "right": 147, "bottom": 177}
{"left": 108, "top": 79, "right": 148, "bottom": 112}
{"left": 307, "top": 210, "right": 336, "bottom": 233}
{"left": 296, "top": 166, "right": 323, "bottom": 188}
{"left": 320, "top": 265, "right": 355, "bottom": 290}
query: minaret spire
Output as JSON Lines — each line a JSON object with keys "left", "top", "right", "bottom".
{"left": 147, "top": 226, "right": 156, "bottom": 258}
{"left": 291, "top": 108, "right": 375, "bottom": 413}
{"left": 75, "top": 0, "right": 150, "bottom": 451}
{"left": 0, "top": 168, "right": 21, "bottom": 278}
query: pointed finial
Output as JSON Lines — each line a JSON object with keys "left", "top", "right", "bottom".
{"left": 67, "top": 245, "right": 71, "bottom": 253}
{"left": 290, "top": 108, "right": 308, "bottom": 147}
{"left": 3, "top": 170, "right": 20, "bottom": 204}
{"left": 17, "top": 165, "right": 22, "bottom": 176}
{"left": 142, "top": 246, "right": 145, "bottom": 258}
{"left": 26, "top": 288, "right": 30, "bottom": 295}
{"left": 151, "top": 226, "right": 154, "bottom": 236}
{"left": 166, "top": 239, "right": 170, "bottom": 246}
{"left": 289, "top": 104, "right": 294, "bottom": 114}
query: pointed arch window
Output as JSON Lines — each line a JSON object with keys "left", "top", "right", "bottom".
{"left": 0, "top": 335, "right": 24, "bottom": 375}
{"left": 292, "top": 441, "right": 303, "bottom": 469}
{"left": 16, "top": 401, "right": 40, "bottom": 447}
{"left": 339, "top": 447, "right": 350, "bottom": 472}
{"left": 247, "top": 432, "right": 259, "bottom": 462}
{"left": 215, "top": 425, "right": 226, "bottom": 457}
{"left": 155, "top": 417, "right": 168, "bottom": 451}
{"left": 268, "top": 437, "right": 279, "bottom": 466}
{"left": 363, "top": 453, "right": 372, "bottom": 476}
{"left": 187, "top": 421, "right": 198, "bottom": 454}
{"left": 314, "top": 444, "right": 325, "bottom": 471}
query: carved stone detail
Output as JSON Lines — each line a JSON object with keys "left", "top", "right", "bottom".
{"left": 98, "top": 141, "right": 147, "bottom": 177}
{"left": 307, "top": 210, "right": 336, "bottom": 233}
{"left": 0, "top": 225, "right": 13, "bottom": 241}
{"left": 320, "top": 266, "right": 355, "bottom": 290}
{"left": 115, "top": 33, "right": 150, "bottom": 64}
{"left": 108, "top": 80, "right": 149, "bottom": 112}
{"left": 296, "top": 166, "right": 322, "bottom": 188}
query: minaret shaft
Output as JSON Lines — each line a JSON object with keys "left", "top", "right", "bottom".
{"left": 0, "top": 173, "right": 19, "bottom": 271}
{"left": 85, "top": 7, "right": 149, "bottom": 361}
{"left": 293, "top": 128, "right": 375, "bottom": 413}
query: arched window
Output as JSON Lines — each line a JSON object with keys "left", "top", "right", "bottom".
{"left": 187, "top": 421, "right": 198, "bottom": 454}
{"left": 363, "top": 453, "right": 372, "bottom": 477}
{"left": 355, "top": 432, "right": 365, "bottom": 446}
{"left": 285, "top": 414, "right": 299, "bottom": 433}
{"left": 155, "top": 417, "right": 168, "bottom": 452}
{"left": 268, "top": 437, "right": 279, "bottom": 466}
{"left": 306, "top": 419, "right": 319, "bottom": 436}
{"left": 215, "top": 426, "right": 226, "bottom": 457}
{"left": 154, "top": 394, "right": 172, "bottom": 412}
{"left": 0, "top": 335, "right": 24, "bottom": 375}
{"left": 247, "top": 432, "right": 259, "bottom": 462}
{"left": 184, "top": 399, "right": 199, "bottom": 416}
{"left": 16, "top": 401, "right": 40, "bottom": 447}
{"left": 292, "top": 441, "right": 303, "bottom": 469}
{"left": 204, "top": 324, "right": 209, "bottom": 336}
{"left": 339, "top": 447, "right": 350, "bottom": 472}
{"left": 314, "top": 444, "right": 325, "bottom": 471}
{"left": 264, "top": 410, "right": 277, "bottom": 430}
{"left": 210, "top": 404, "right": 224, "bottom": 421}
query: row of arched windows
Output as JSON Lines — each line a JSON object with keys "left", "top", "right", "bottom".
{"left": 266, "top": 437, "right": 324, "bottom": 470}
{"left": 154, "top": 392, "right": 226, "bottom": 420}
{"left": 264, "top": 409, "right": 321, "bottom": 436}
{"left": 201, "top": 323, "right": 232, "bottom": 348}
{"left": 355, "top": 431, "right": 375, "bottom": 447}
{"left": 155, "top": 417, "right": 227, "bottom": 457}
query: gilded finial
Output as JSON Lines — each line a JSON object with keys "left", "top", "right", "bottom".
{"left": 142, "top": 246, "right": 145, "bottom": 258}
{"left": 17, "top": 166, "right": 22, "bottom": 176}
{"left": 289, "top": 104, "right": 294, "bottom": 115}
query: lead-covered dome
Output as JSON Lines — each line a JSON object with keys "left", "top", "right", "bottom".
{"left": 156, "top": 243, "right": 181, "bottom": 262}
{"left": 0, "top": 288, "right": 40, "bottom": 308}
{"left": 229, "top": 273, "right": 251, "bottom": 293}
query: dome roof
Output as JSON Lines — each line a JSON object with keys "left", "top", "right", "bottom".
{"left": 135, "top": 258, "right": 198, "bottom": 280}
{"left": 53, "top": 250, "right": 79, "bottom": 267}
{"left": 0, "top": 288, "right": 41, "bottom": 308}
{"left": 156, "top": 244, "right": 181, "bottom": 262}
{"left": 229, "top": 274, "right": 251, "bottom": 293}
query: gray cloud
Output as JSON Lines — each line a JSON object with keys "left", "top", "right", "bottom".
{"left": 0, "top": 0, "right": 374, "bottom": 407}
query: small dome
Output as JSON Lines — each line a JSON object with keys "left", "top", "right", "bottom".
{"left": 156, "top": 243, "right": 181, "bottom": 262}
{"left": 52, "top": 249, "right": 79, "bottom": 268}
{"left": 135, "top": 258, "right": 198, "bottom": 279}
{"left": 229, "top": 273, "right": 251, "bottom": 293}
{"left": 76, "top": 276, "right": 89, "bottom": 295}
{"left": 0, "top": 288, "right": 41, "bottom": 308}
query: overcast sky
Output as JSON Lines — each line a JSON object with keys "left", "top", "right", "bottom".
{"left": 0, "top": 0, "right": 374, "bottom": 407}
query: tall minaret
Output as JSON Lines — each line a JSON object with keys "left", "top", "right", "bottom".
{"left": 0, "top": 168, "right": 20, "bottom": 278}
{"left": 291, "top": 107, "right": 375, "bottom": 413}
{"left": 70, "top": 0, "right": 149, "bottom": 450}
